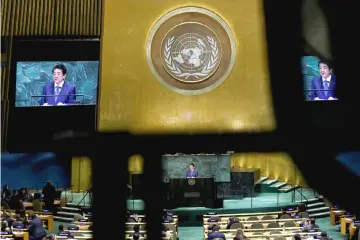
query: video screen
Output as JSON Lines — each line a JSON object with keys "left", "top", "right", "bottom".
{"left": 15, "top": 61, "right": 99, "bottom": 107}
{"left": 302, "top": 56, "right": 338, "bottom": 101}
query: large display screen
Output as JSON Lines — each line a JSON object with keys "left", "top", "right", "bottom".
{"left": 15, "top": 61, "right": 99, "bottom": 107}
{"left": 302, "top": 56, "right": 338, "bottom": 101}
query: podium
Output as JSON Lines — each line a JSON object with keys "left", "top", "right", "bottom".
{"left": 164, "top": 178, "right": 217, "bottom": 208}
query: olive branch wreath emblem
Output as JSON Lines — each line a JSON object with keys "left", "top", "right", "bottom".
{"left": 163, "top": 36, "right": 219, "bottom": 79}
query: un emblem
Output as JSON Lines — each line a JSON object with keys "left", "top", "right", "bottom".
{"left": 162, "top": 23, "right": 221, "bottom": 83}
{"left": 188, "top": 178, "right": 196, "bottom": 185}
{"left": 147, "top": 7, "right": 236, "bottom": 95}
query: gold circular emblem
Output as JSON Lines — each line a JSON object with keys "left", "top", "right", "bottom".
{"left": 188, "top": 178, "right": 196, "bottom": 185}
{"left": 147, "top": 7, "right": 236, "bottom": 95}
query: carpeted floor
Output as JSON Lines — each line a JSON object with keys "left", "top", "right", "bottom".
{"left": 316, "top": 217, "right": 344, "bottom": 240}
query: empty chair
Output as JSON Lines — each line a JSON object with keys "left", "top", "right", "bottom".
{"left": 283, "top": 221, "right": 296, "bottom": 227}
{"left": 299, "top": 212, "right": 310, "bottom": 218}
{"left": 230, "top": 222, "right": 244, "bottom": 229}
{"left": 267, "top": 222, "right": 280, "bottom": 228}
{"left": 262, "top": 215, "right": 275, "bottom": 220}
{"left": 274, "top": 236, "right": 286, "bottom": 240}
{"left": 247, "top": 216, "right": 259, "bottom": 221}
{"left": 251, "top": 223, "right": 264, "bottom": 229}
{"left": 270, "top": 231, "right": 282, "bottom": 235}
{"left": 280, "top": 214, "right": 292, "bottom": 219}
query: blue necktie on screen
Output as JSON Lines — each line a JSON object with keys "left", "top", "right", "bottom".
{"left": 324, "top": 80, "right": 329, "bottom": 98}
{"left": 55, "top": 86, "right": 61, "bottom": 103}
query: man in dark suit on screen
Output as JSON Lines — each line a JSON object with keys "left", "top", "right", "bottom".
{"left": 39, "top": 63, "right": 76, "bottom": 106}
{"left": 310, "top": 59, "right": 338, "bottom": 101}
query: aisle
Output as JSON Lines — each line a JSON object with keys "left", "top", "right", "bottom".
{"left": 316, "top": 217, "right": 344, "bottom": 240}
{"left": 178, "top": 226, "right": 203, "bottom": 240}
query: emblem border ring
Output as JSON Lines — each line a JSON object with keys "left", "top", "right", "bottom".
{"left": 146, "top": 7, "right": 237, "bottom": 95}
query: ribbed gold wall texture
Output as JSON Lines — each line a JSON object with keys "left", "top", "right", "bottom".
{"left": 1, "top": 64, "right": 8, "bottom": 100}
{"left": 71, "top": 156, "right": 92, "bottom": 192}
{"left": 1, "top": 38, "right": 11, "bottom": 151}
{"left": 230, "top": 153, "right": 308, "bottom": 186}
{"left": 1, "top": 0, "right": 102, "bottom": 36}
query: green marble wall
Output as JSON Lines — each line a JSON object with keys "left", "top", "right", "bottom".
{"left": 15, "top": 61, "right": 99, "bottom": 107}
{"left": 302, "top": 56, "right": 320, "bottom": 100}
{"left": 162, "top": 154, "right": 230, "bottom": 182}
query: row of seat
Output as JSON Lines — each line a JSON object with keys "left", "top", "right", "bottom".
{"left": 203, "top": 212, "right": 310, "bottom": 223}
{"left": 67, "top": 215, "right": 179, "bottom": 240}
{"left": 202, "top": 210, "right": 315, "bottom": 240}
{"left": 219, "top": 232, "right": 322, "bottom": 240}
{"left": 1, "top": 210, "right": 54, "bottom": 231}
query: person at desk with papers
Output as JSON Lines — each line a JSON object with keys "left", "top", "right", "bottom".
{"left": 186, "top": 163, "right": 199, "bottom": 178}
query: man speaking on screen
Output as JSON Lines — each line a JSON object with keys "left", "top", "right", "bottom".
{"left": 310, "top": 59, "right": 338, "bottom": 101}
{"left": 186, "top": 163, "right": 199, "bottom": 178}
{"left": 39, "top": 64, "right": 76, "bottom": 106}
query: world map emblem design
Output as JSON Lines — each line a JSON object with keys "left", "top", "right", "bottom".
{"left": 147, "top": 7, "right": 236, "bottom": 95}
{"left": 162, "top": 23, "right": 222, "bottom": 83}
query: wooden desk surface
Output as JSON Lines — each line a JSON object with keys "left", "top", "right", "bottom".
{"left": 340, "top": 217, "right": 355, "bottom": 235}
{"left": 349, "top": 224, "right": 358, "bottom": 239}
{"left": 204, "top": 219, "right": 304, "bottom": 230}
{"left": 23, "top": 200, "right": 60, "bottom": 208}
{"left": 204, "top": 227, "right": 302, "bottom": 233}
{"left": 13, "top": 231, "right": 29, "bottom": 240}
{"left": 330, "top": 209, "right": 345, "bottom": 225}
{"left": 203, "top": 211, "right": 297, "bottom": 218}
{"left": 204, "top": 218, "right": 308, "bottom": 224}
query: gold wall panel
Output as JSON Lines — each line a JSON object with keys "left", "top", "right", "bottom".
{"left": 99, "top": 0, "right": 275, "bottom": 133}
{"left": 128, "top": 154, "right": 144, "bottom": 174}
{"left": 71, "top": 156, "right": 92, "bottom": 191}
{"left": 1, "top": 0, "right": 102, "bottom": 36}
{"left": 230, "top": 153, "right": 308, "bottom": 186}
{"left": 1, "top": 41, "right": 11, "bottom": 150}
